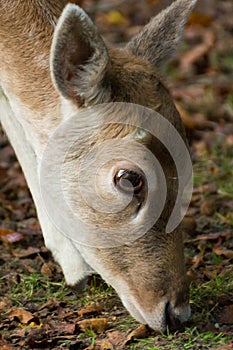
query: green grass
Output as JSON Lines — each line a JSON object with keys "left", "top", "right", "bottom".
{"left": 190, "top": 272, "right": 233, "bottom": 309}
{"left": 189, "top": 271, "right": 233, "bottom": 329}
{"left": 4, "top": 272, "right": 116, "bottom": 308}
{"left": 8, "top": 273, "right": 69, "bottom": 306}
{"left": 78, "top": 329, "right": 96, "bottom": 346}
{"left": 117, "top": 316, "right": 140, "bottom": 330}
{"left": 130, "top": 328, "right": 231, "bottom": 349}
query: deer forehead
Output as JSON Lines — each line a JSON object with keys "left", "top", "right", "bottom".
{"left": 107, "top": 49, "right": 164, "bottom": 106}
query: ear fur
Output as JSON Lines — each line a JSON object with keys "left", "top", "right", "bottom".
{"left": 50, "top": 4, "right": 110, "bottom": 107}
{"left": 126, "top": 0, "right": 197, "bottom": 69}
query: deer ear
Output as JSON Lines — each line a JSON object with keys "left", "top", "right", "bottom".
{"left": 127, "top": 0, "right": 197, "bottom": 69}
{"left": 50, "top": 4, "right": 110, "bottom": 107}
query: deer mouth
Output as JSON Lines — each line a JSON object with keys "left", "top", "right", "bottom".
{"left": 121, "top": 295, "right": 191, "bottom": 331}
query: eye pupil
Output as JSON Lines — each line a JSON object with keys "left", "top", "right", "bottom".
{"left": 115, "top": 170, "right": 143, "bottom": 193}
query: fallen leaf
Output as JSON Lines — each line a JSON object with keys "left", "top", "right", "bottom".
{"left": 124, "top": 325, "right": 148, "bottom": 345}
{"left": 9, "top": 308, "right": 34, "bottom": 324}
{"left": 213, "top": 247, "right": 233, "bottom": 259}
{"left": 11, "top": 246, "right": 40, "bottom": 258}
{"left": 100, "top": 340, "right": 114, "bottom": 350}
{"left": 78, "top": 318, "right": 108, "bottom": 334}
{"left": 50, "top": 321, "right": 76, "bottom": 334}
{"left": 107, "top": 331, "right": 127, "bottom": 346}
{"left": 0, "top": 228, "right": 24, "bottom": 244}
{"left": 78, "top": 304, "right": 102, "bottom": 318}
{"left": 195, "top": 231, "right": 231, "bottom": 241}
{"left": 40, "top": 262, "right": 55, "bottom": 277}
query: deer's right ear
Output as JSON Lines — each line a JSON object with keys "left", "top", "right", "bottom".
{"left": 126, "top": 0, "right": 197, "bottom": 70}
{"left": 50, "top": 4, "right": 110, "bottom": 107}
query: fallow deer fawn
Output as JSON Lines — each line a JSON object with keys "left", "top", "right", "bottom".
{"left": 0, "top": 0, "right": 196, "bottom": 331}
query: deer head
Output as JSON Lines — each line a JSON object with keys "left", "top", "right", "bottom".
{"left": 44, "top": 0, "right": 196, "bottom": 331}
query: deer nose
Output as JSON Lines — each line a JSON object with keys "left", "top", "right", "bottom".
{"left": 165, "top": 302, "right": 190, "bottom": 330}
{"left": 165, "top": 302, "right": 181, "bottom": 330}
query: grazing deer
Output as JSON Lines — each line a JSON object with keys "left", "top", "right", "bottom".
{"left": 0, "top": 0, "right": 196, "bottom": 331}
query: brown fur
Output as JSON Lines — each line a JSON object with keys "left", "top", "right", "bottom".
{"left": 0, "top": 2, "right": 64, "bottom": 113}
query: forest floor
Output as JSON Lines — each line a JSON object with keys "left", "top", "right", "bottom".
{"left": 0, "top": 0, "right": 233, "bottom": 349}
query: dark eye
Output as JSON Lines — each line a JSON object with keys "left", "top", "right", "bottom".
{"left": 114, "top": 169, "right": 143, "bottom": 194}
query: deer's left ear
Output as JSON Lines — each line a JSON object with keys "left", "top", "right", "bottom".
{"left": 50, "top": 4, "right": 110, "bottom": 107}
{"left": 126, "top": 0, "right": 197, "bottom": 69}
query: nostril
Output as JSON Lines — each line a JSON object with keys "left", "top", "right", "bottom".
{"left": 165, "top": 302, "right": 182, "bottom": 331}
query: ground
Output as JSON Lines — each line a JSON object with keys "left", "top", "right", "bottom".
{"left": 0, "top": 0, "right": 233, "bottom": 349}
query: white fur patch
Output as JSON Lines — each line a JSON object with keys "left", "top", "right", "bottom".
{"left": 0, "top": 87, "right": 91, "bottom": 285}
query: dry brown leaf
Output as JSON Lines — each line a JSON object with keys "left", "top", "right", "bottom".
{"left": 50, "top": 321, "right": 76, "bottom": 335}
{"left": 78, "top": 318, "right": 108, "bottom": 334}
{"left": 78, "top": 304, "right": 102, "bottom": 318}
{"left": 107, "top": 331, "right": 127, "bottom": 346}
{"left": 9, "top": 308, "right": 34, "bottom": 324}
{"left": 100, "top": 340, "right": 114, "bottom": 350}
{"left": 11, "top": 246, "right": 40, "bottom": 258}
{"left": 195, "top": 231, "right": 231, "bottom": 241}
{"left": 0, "top": 228, "right": 24, "bottom": 244}
{"left": 40, "top": 262, "right": 55, "bottom": 277}
{"left": 124, "top": 325, "right": 148, "bottom": 345}
{"left": 213, "top": 247, "right": 233, "bottom": 259}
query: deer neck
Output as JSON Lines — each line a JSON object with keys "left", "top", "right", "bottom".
{"left": 0, "top": 1, "right": 69, "bottom": 158}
